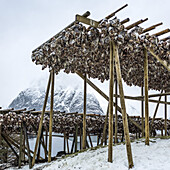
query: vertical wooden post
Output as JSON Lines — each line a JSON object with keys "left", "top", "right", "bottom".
{"left": 101, "top": 104, "right": 109, "bottom": 145}
{"left": 23, "top": 122, "right": 32, "bottom": 169}
{"left": 114, "top": 41, "right": 134, "bottom": 168}
{"left": 45, "top": 129, "right": 48, "bottom": 153}
{"left": 0, "top": 124, "right": 1, "bottom": 145}
{"left": 150, "top": 90, "right": 163, "bottom": 135}
{"left": 75, "top": 125, "right": 78, "bottom": 152}
{"left": 82, "top": 73, "right": 87, "bottom": 149}
{"left": 144, "top": 48, "right": 149, "bottom": 146}
{"left": 115, "top": 80, "right": 118, "bottom": 143}
{"left": 23, "top": 132, "right": 25, "bottom": 163}
{"left": 80, "top": 128, "right": 82, "bottom": 150}
{"left": 66, "top": 136, "right": 70, "bottom": 153}
{"left": 48, "top": 70, "right": 55, "bottom": 162}
{"left": 88, "top": 134, "right": 93, "bottom": 147}
{"left": 108, "top": 40, "right": 114, "bottom": 163}
{"left": 64, "top": 133, "right": 66, "bottom": 153}
{"left": 19, "top": 125, "right": 23, "bottom": 168}
{"left": 141, "top": 86, "right": 144, "bottom": 137}
{"left": 32, "top": 73, "right": 51, "bottom": 167}
{"left": 164, "top": 93, "right": 167, "bottom": 136}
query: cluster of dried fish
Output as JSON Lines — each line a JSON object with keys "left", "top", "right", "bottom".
{"left": 31, "top": 16, "right": 169, "bottom": 91}
{"left": 1, "top": 111, "right": 169, "bottom": 136}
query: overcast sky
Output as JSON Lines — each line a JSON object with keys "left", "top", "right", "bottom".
{"left": 0, "top": 0, "right": 169, "bottom": 117}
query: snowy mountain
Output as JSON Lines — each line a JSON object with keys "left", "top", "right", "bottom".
{"left": 9, "top": 86, "right": 104, "bottom": 115}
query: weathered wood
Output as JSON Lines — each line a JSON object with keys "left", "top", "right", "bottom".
{"left": 141, "top": 86, "right": 144, "bottom": 137}
{"left": 115, "top": 80, "right": 118, "bottom": 143}
{"left": 64, "top": 133, "right": 66, "bottom": 152}
{"left": 148, "top": 92, "right": 170, "bottom": 98}
{"left": 150, "top": 90, "right": 163, "bottom": 133}
{"left": 0, "top": 124, "right": 1, "bottom": 145}
{"left": 88, "top": 134, "right": 93, "bottom": 148}
{"left": 48, "top": 70, "right": 55, "bottom": 162}
{"left": 165, "top": 94, "right": 167, "bottom": 136}
{"left": 145, "top": 46, "right": 170, "bottom": 72}
{"left": 141, "top": 22, "right": 163, "bottom": 34}
{"left": 82, "top": 74, "right": 87, "bottom": 150}
{"left": 76, "top": 15, "right": 99, "bottom": 28}
{"left": 23, "top": 122, "right": 32, "bottom": 169}
{"left": 144, "top": 49, "right": 149, "bottom": 146}
{"left": 75, "top": 125, "right": 78, "bottom": 152}
{"left": 71, "top": 137, "right": 75, "bottom": 154}
{"left": 114, "top": 41, "right": 134, "bottom": 168}
{"left": 120, "top": 18, "right": 130, "bottom": 24}
{"left": 76, "top": 72, "right": 142, "bottom": 131}
{"left": 152, "top": 28, "right": 170, "bottom": 37}
{"left": 1, "top": 134, "right": 19, "bottom": 159}
{"left": 66, "top": 137, "right": 70, "bottom": 153}
{"left": 126, "top": 18, "right": 148, "bottom": 30}
{"left": 32, "top": 73, "right": 51, "bottom": 167}
{"left": 19, "top": 125, "right": 23, "bottom": 168}
{"left": 108, "top": 40, "right": 114, "bottom": 163}
{"left": 101, "top": 104, "right": 109, "bottom": 145}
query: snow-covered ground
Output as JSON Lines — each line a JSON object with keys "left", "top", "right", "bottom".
{"left": 12, "top": 138, "right": 170, "bottom": 170}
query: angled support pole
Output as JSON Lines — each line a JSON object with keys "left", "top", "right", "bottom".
{"left": 145, "top": 46, "right": 170, "bottom": 72}
{"left": 108, "top": 40, "right": 114, "bottom": 163}
{"left": 48, "top": 70, "right": 55, "bottom": 162}
{"left": 82, "top": 73, "right": 87, "bottom": 149}
{"left": 76, "top": 72, "right": 142, "bottom": 131}
{"left": 144, "top": 49, "right": 149, "bottom": 145}
{"left": 114, "top": 41, "right": 134, "bottom": 168}
{"left": 150, "top": 90, "right": 163, "bottom": 133}
{"left": 32, "top": 72, "right": 52, "bottom": 167}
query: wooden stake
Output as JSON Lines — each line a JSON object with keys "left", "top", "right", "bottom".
{"left": 144, "top": 49, "right": 149, "bottom": 146}
{"left": 88, "top": 134, "right": 93, "bottom": 147}
{"left": 141, "top": 86, "right": 144, "bottom": 137}
{"left": 150, "top": 90, "right": 163, "bottom": 134}
{"left": 23, "top": 122, "right": 32, "bottom": 169}
{"left": 67, "top": 136, "right": 70, "bottom": 153}
{"left": 165, "top": 93, "right": 167, "bottom": 136}
{"left": 75, "top": 125, "right": 78, "bottom": 152}
{"left": 108, "top": 40, "right": 114, "bottom": 163}
{"left": 115, "top": 80, "right": 118, "bottom": 143}
{"left": 19, "top": 125, "right": 23, "bottom": 168}
{"left": 32, "top": 73, "right": 51, "bottom": 167}
{"left": 82, "top": 73, "right": 87, "bottom": 150}
{"left": 48, "top": 70, "right": 55, "bottom": 162}
{"left": 114, "top": 41, "right": 134, "bottom": 168}
{"left": 101, "top": 104, "right": 109, "bottom": 145}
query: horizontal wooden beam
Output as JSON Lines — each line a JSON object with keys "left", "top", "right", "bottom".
{"left": 141, "top": 22, "right": 163, "bottom": 34}
{"left": 120, "top": 18, "right": 130, "bottom": 24}
{"left": 0, "top": 108, "right": 14, "bottom": 113}
{"left": 76, "top": 15, "right": 99, "bottom": 28}
{"left": 145, "top": 46, "right": 170, "bottom": 71}
{"left": 76, "top": 72, "right": 142, "bottom": 131}
{"left": 126, "top": 18, "right": 148, "bottom": 30}
{"left": 152, "top": 28, "right": 170, "bottom": 37}
{"left": 12, "top": 108, "right": 26, "bottom": 113}
{"left": 103, "top": 4, "right": 128, "bottom": 21}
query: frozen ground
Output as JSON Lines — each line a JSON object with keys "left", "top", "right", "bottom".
{"left": 10, "top": 138, "right": 170, "bottom": 170}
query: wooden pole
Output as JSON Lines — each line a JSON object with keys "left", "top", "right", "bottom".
{"left": 32, "top": 73, "right": 51, "bottom": 167}
{"left": 48, "top": 70, "right": 55, "bottom": 162}
{"left": 0, "top": 124, "right": 1, "bottom": 145}
{"left": 165, "top": 93, "right": 167, "bottom": 136}
{"left": 76, "top": 72, "right": 142, "bottom": 131}
{"left": 150, "top": 90, "right": 163, "bottom": 134}
{"left": 75, "top": 125, "right": 78, "bottom": 152}
{"left": 23, "top": 122, "right": 32, "bottom": 169}
{"left": 88, "top": 134, "right": 93, "bottom": 147}
{"left": 19, "top": 125, "right": 23, "bottom": 168}
{"left": 108, "top": 40, "right": 114, "bottom": 163}
{"left": 115, "top": 80, "right": 118, "bottom": 143}
{"left": 141, "top": 86, "right": 144, "bottom": 137}
{"left": 64, "top": 133, "right": 66, "bottom": 153}
{"left": 114, "top": 41, "right": 134, "bottom": 168}
{"left": 82, "top": 73, "right": 87, "bottom": 150}
{"left": 101, "top": 104, "right": 109, "bottom": 145}
{"left": 144, "top": 49, "right": 149, "bottom": 146}
{"left": 67, "top": 136, "right": 70, "bottom": 153}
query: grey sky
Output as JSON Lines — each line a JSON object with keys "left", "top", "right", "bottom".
{"left": 0, "top": 0, "right": 169, "bottom": 117}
